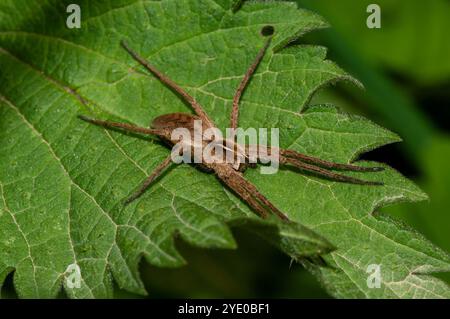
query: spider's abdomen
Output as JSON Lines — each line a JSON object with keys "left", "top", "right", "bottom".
{"left": 151, "top": 112, "right": 214, "bottom": 146}
{"left": 151, "top": 113, "right": 202, "bottom": 131}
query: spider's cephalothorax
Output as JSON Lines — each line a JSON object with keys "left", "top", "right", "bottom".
{"left": 80, "top": 28, "right": 383, "bottom": 221}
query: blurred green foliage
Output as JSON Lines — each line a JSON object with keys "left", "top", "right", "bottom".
{"left": 300, "top": 0, "right": 450, "bottom": 85}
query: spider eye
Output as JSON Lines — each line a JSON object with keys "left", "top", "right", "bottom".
{"left": 261, "top": 25, "right": 275, "bottom": 37}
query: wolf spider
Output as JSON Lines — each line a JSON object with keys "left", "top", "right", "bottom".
{"left": 79, "top": 28, "right": 383, "bottom": 222}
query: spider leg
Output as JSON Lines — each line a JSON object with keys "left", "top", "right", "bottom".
{"left": 124, "top": 155, "right": 173, "bottom": 205}
{"left": 281, "top": 156, "right": 383, "bottom": 186}
{"left": 230, "top": 36, "right": 272, "bottom": 130}
{"left": 280, "top": 149, "right": 384, "bottom": 172}
{"left": 238, "top": 174, "right": 290, "bottom": 221}
{"left": 249, "top": 145, "right": 384, "bottom": 172}
{"left": 223, "top": 179, "right": 270, "bottom": 219}
{"left": 79, "top": 115, "right": 166, "bottom": 138}
{"left": 217, "top": 167, "right": 290, "bottom": 221}
{"left": 121, "top": 41, "right": 215, "bottom": 128}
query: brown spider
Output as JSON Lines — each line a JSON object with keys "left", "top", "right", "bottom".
{"left": 79, "top": 29, "right": 383, "bottom": 222}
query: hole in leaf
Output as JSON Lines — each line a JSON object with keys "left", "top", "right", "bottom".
{"left": 261, "top": 25, "right": 274, "bottom": 37}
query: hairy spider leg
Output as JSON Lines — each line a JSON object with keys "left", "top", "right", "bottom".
{"left": 78, "top": 115, "right": 166, "bottom": 138}
{"left": 78, "top": 115, "right": 176, "bottom": 204}
{"left": 124, "top": 155, "right": 173, "bottom": 204}
{"left": 280, "top": 149, "right": 384, "bottom": 172}
{"left": 246, "top": 145, "right": 384, "bottom": 180}
{"left": 79, "top": 115, "right": 172, "bottom": 205}
{"left": 280, "top": 156, "right": 383, "bottom": 186}
{"left": 230, "top": 36, "right": 272, "bottom": 130}
{"left": 218, "top": 166, "right": 290, "bottom": 221}
{"left": 245, "top": 144, "right": 384, "bottom": 184}
{"left": 237, "top": 172, "right": 290, "bottom": 221}
{"left": 121, "top": 41, "right": 215, "bottom": 128}
{"left": 226, "top": 181, "right": 270, "bottom": 219}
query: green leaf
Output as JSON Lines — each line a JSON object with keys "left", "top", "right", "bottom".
{"left": 0, "top": 0, "right": 448, "bottom": 298}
